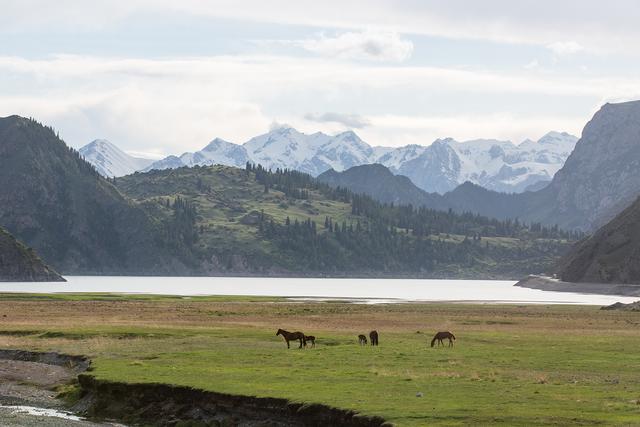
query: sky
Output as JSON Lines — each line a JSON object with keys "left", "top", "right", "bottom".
{"left": 2, "top": 1, "right": 640, "bottom": 158}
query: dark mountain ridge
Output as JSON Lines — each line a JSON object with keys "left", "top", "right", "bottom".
{"left": 0, "top": 116, "right": 190, "bottom": 275}
{"left": 555, "top": 195, "right": 640, "bottom": 284}
{"left": 0, "top": 226, "right": 64, "bottom": 282}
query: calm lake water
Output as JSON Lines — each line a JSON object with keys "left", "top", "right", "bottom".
{"left": 0, "top": 276, "right": 636, "bottom": 305}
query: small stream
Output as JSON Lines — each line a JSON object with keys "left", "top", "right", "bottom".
{"left": 0, "top": 404, "right": 124, "bottom": 426}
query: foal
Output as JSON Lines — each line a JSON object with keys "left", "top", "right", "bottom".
{"left": 430, "top": 331, "right": 455, "bottom": 347}
{"left": 304, "top": 335, "right": 316, "bottom": 348}
{"left": 358, "top": 334, "right": 368, "bottom": 345}
{"left": 276, "top": 328, "right": 306, "bottom": 349}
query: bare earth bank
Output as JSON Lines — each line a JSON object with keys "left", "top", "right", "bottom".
{"left": 515, "top": 275, "right": 640, "bottom": 297}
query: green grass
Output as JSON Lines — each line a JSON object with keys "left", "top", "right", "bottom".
{"left": 3, "top": 299, "right": 640, "bottom": 426}
{"left": 82, "top": 330, "right": 640, "bottom": 426}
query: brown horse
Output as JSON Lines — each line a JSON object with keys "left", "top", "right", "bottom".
{"left": 276, "top": 329, "right": 306, "bottom": 349}
{"left": 430, "top": 331, "right": 455, "bottom": 347}
{"left": 304, "top": 335, "right": 316, "bottom": 348}
{"left": 358, "top": 334, "right": 367, "bottom": 345}
{"left": 369, "top": 330, "right": 379, "bottom": 346}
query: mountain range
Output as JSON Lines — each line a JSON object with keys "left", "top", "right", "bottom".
{"left": 319, "top": 101, "right": 640, "bottom": 233}
{"left": 0, "top": 114, "right": 573, "bottom": 278}
{"left": 81, "top": 128, "right": 576, "bottom": 195}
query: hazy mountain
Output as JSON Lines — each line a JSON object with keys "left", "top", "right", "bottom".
{"left": 0, "top": 226, "right": 63, "bottom": 282}
{"left": 318, "top": 164, "right": 446, "bottom": 209}
{"left": 79, "top": 139, "right": 153, "bottom": 177}
{"left": 0, "top": 115, "right": 189, "bottom": 274}
{"left": 556, "top": 195, "right": 640, "bottom": 284}
{"left": 140, "top": 127, "right": 575, "bottom": 194}
{"left": 533, "top": 101, "right": 640, "bottom": 230}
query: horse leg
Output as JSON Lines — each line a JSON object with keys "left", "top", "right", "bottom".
{"left": 286, "top": 339, "right": 290, "bottom": 349}
{"left": 299, "top": 338, "right": 303, "bottom": 348}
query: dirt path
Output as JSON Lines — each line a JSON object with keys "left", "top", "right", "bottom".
{"left": 0, "top": 357, "right": 121, "bottom": 426}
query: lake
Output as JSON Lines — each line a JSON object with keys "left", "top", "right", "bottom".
{"left": 0, "top": 276, "right": 636, "bottom": 305}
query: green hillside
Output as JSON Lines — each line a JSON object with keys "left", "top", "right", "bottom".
{"left": 116, "top": 164, "right": 574, "bottom": 278}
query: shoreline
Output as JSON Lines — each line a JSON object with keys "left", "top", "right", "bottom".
{"left": 514, "top": 275, "right": 640, "bottom": 298}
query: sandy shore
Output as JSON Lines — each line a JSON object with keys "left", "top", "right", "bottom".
{"left": 515, "top": 275, "right": 640, "bottom": 297}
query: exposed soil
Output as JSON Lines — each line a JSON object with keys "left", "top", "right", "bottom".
{"left": 0, "top": 350, "right": 113, "bottom": 426}
{"left": 515, "top": 275, "right": 640, "bottom": 297}
{"left": 75, "top": 375, "right": 390, "bottom": 427}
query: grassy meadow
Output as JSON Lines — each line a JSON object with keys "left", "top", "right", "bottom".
{"left": 0, "top": 294, "right": 639, "bottom": 425}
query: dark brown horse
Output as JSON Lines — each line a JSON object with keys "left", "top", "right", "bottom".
{"left": 369, "top": 330, "right": 379, "bottom": 346}
{"left": 276, "top": 329, "right": 306, "bottom": 348}
{"left": 358, "top": 334, "right": 367, "bottom": 345}
{"left": 430, "top": 331, "right": 455, "bottom": 347}
{"left": 304, "top": 335, "right": 316, "bottom": 348}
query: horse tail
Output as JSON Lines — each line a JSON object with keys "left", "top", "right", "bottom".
{"left": 302, "top": 335, "right": 307, "bottom": 346}
{"left": 430, "top": 335, "right": 437, "bottom": 347}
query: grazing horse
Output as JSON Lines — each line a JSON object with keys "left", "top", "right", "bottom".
{"left": 276, "top": 329, "right": 306, "bottom": 349}
{"left": 430, "top": 331, "right": 455, "bottom": 347}
{"left": 369, "top": 330, "right": 379, "bottom": 346}
{"left": 358, "top": 334, "right": 368, "bottom": 345}
{"left": 304, "top": 335, "right": 316, "bottom": 348}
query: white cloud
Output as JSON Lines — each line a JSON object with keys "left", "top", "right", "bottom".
{"left": 3, "top": 1, "right": 640, "bottom": 55}
{"left": 547, "top": 41, "right": 584, "bottom": 56}
{"left": 1, "top": 54, "right": 639, "bottom": 154}
{"left": 298, "top": 31, "right": 413, "bottom": 62}
{"left": 304, "top": 112, "right": 371, "bottom": 128}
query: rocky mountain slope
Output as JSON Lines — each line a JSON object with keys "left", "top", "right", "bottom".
{"left": 79, "top": 139, "right": 153, "bottom": 178}
{"left": 556, "top": 195, "right": 640, "bottom": 284}
{"left": 0, "top": 226, "right": 64, "bottom": 281}
{"left": 102, "top": 126, "right": 575, "bottom": 194}
{"left": 0, "top": 116, "right": 189, "bottom": 275}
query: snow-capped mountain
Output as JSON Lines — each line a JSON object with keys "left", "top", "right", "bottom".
{"left": 145, "top": 127, "right": 383, "bottom": 177}
{"left": 85, "top": 128, "right": 577, "bottom": 194}
{"left": 143, "top": 138, "right": 249, "bottom": 172}
{"left": 79, "top": 139, "right": 153, "bottom": 178}
{"left": 389, "top": 131, "right": 577, "bottom": 193}
{"left": 244, "top": 128, "right": 377, "bottom": 176}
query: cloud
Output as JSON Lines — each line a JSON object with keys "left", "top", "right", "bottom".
{"left": 304, "top": 112, "right": 371, "bottom": 128}
{"left": 1, "top": 54, "right": 639, "bottom": 154}
{"left": 297, "top": 31, "right": 413, "bottom": 62}
{"left": 3, "top": 1, "right": 640, "bottom": 55}
{"left": 547, "top": 41, "right": 584, "bottom": 56}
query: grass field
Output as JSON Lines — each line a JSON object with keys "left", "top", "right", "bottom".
{"left": 0, "top": 294, "right": 639, "bottom": 426}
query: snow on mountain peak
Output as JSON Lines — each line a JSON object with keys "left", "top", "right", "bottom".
{"left": 83, "top": 127, "right": 578, "bottom": 195}
{"left": 79, "top": 139, "right": 153, "bottom": 178}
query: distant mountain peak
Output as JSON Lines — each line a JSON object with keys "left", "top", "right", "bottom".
{"left": 79, "top": 139, "right": 153, "bottom": 178}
